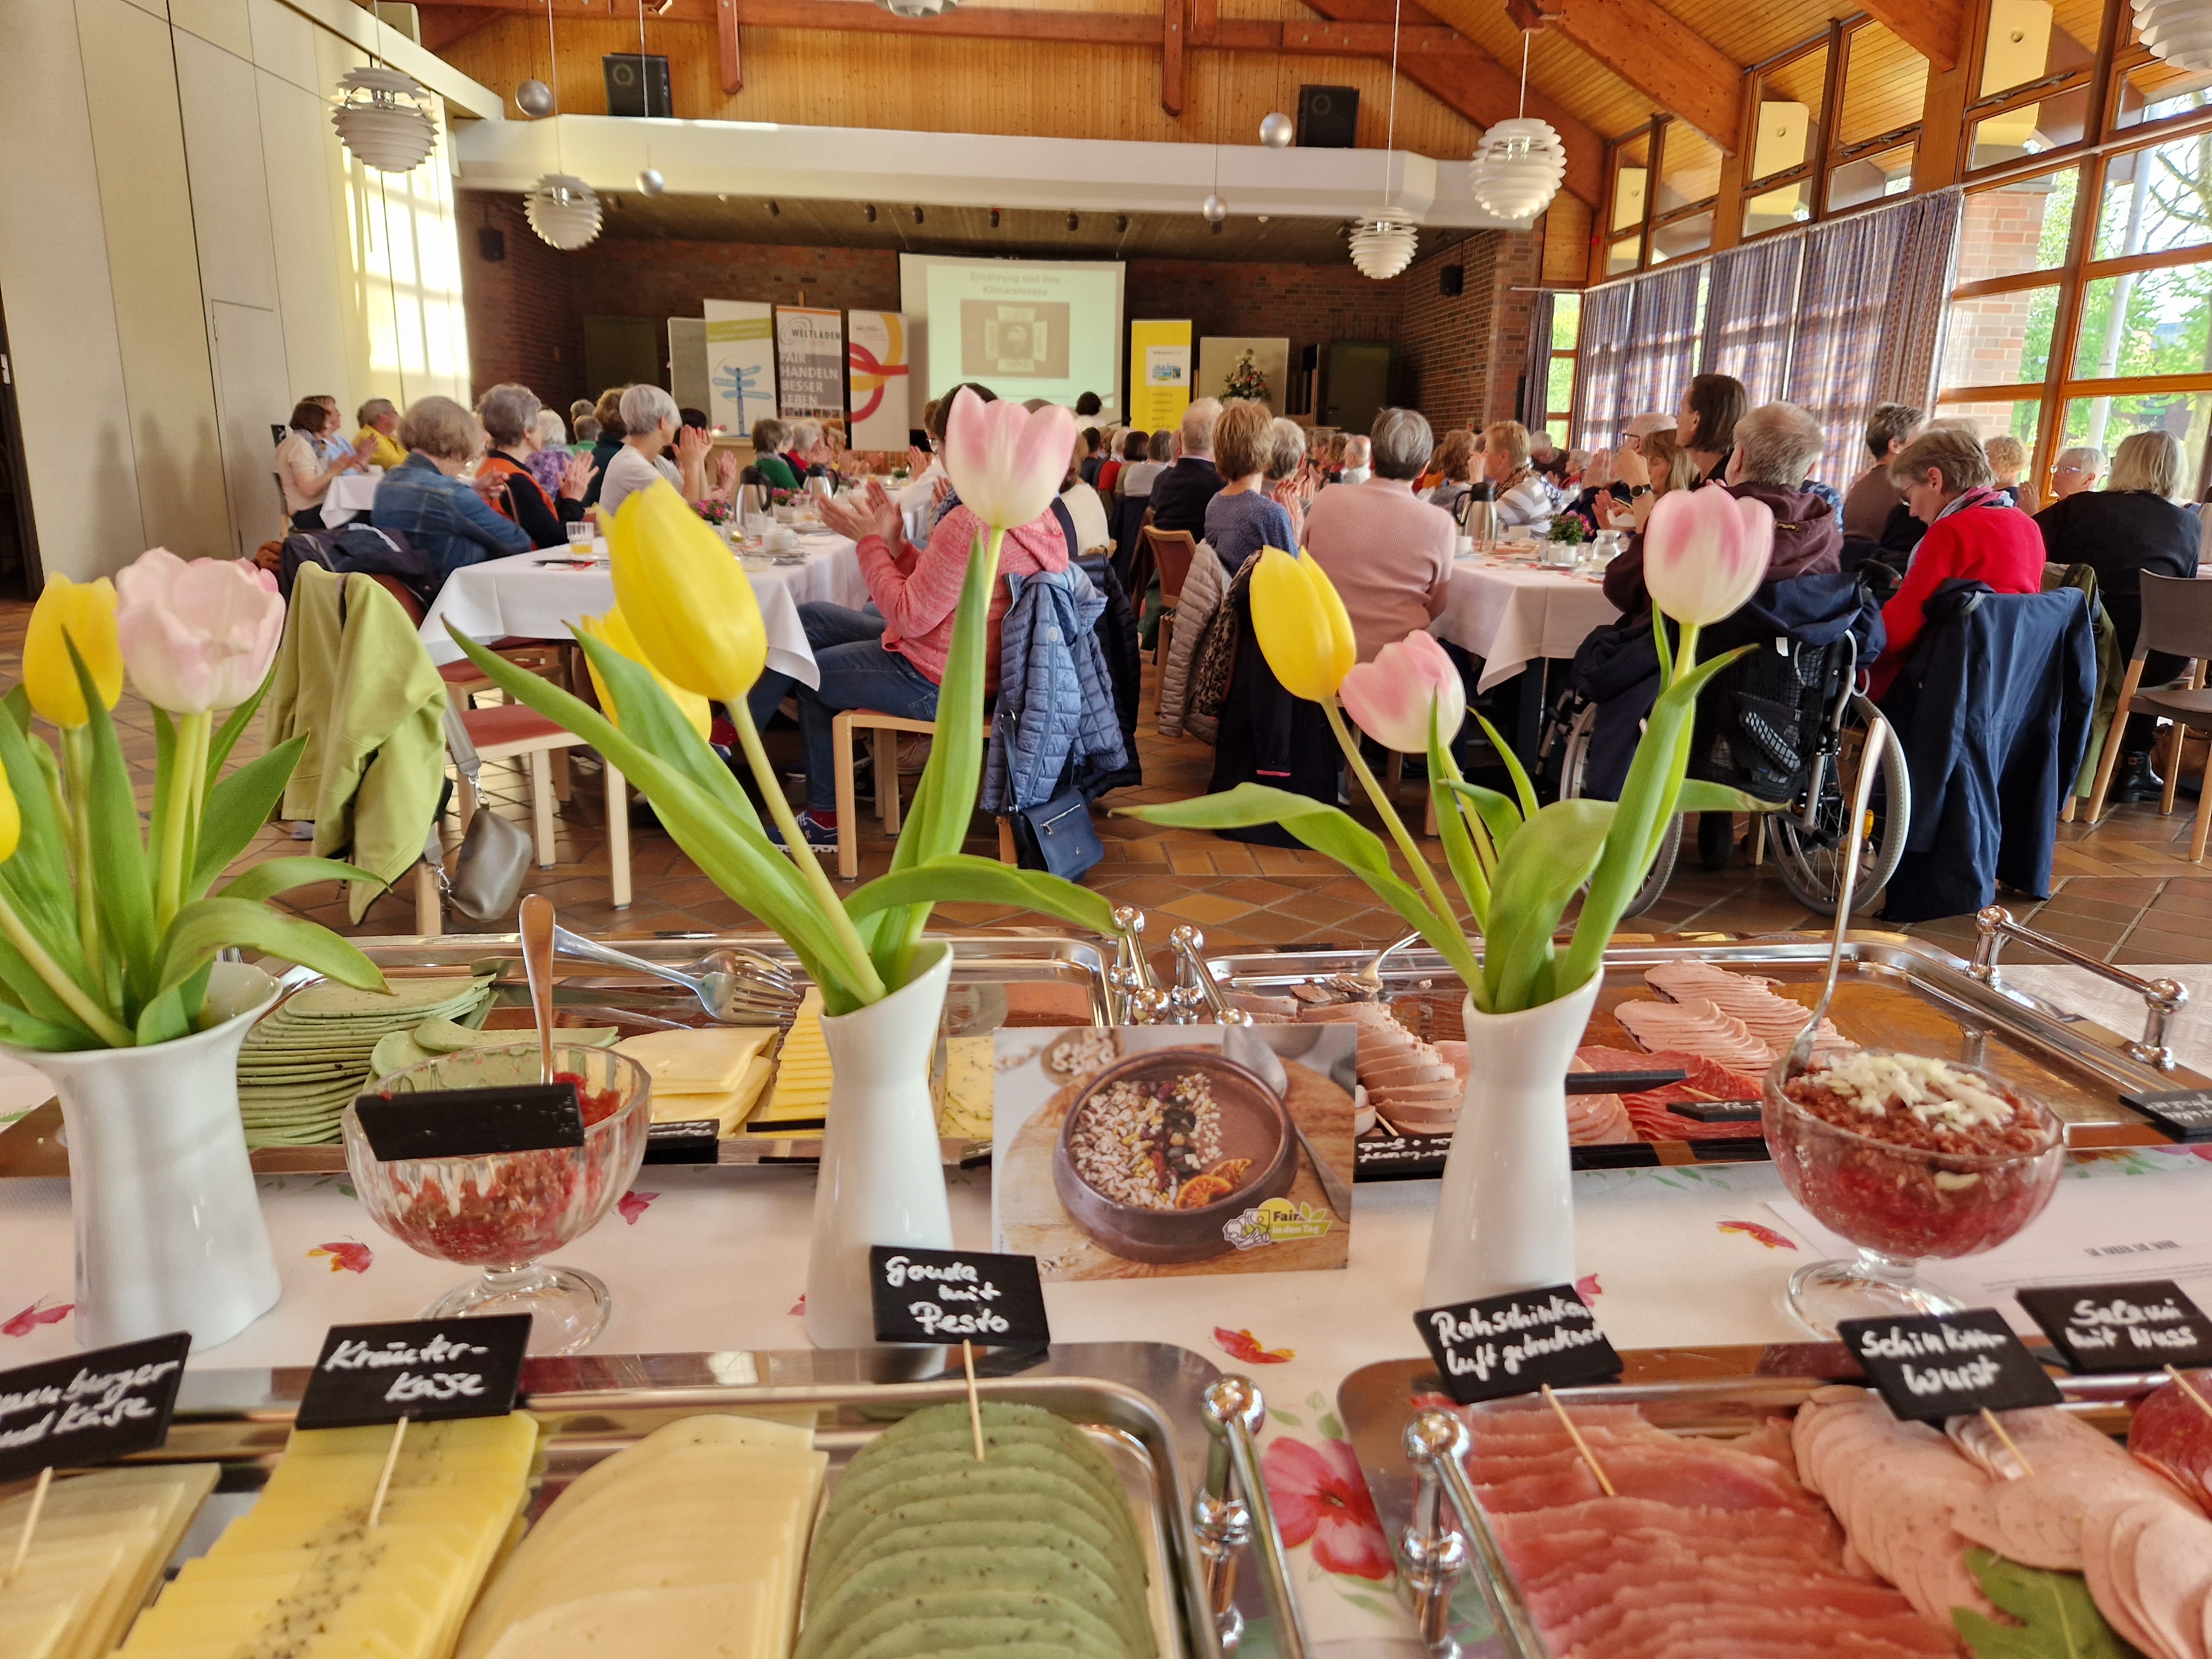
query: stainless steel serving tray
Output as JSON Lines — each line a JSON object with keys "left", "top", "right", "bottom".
{"left": 1337, "top": 1344, "right": 2167, "bottom": 1659}
{"left": 1209, "top": 932, "right": 2206, "bottom": 1170}
{"left": 0, "top": 928, "right": 1113, "bottom": 1178}
{"left": 108, "top": 1343, "right": 1225, "bottom": 1659}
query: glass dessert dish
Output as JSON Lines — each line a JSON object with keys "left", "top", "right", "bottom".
{"left": 1761, "top": 1048, "right": 2064, "bottom": 1335}
{"left": 342, "top": 1044, "right": 651, "bottom": 1355}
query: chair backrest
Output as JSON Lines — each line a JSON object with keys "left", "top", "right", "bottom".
{"left": 1145, "top": 527, "right": 1198, "bottom": 603}
{"left": 2137, "top": 571, "right": 2212, "bottom": 662}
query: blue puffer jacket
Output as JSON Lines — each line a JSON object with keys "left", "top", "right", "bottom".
{"left": 982, "top": 565, "right": 1128, "bottom": 812}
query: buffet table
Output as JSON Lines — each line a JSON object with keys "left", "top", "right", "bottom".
{"left": 1432, "top": 552, "right": 1621, "bottom": 692}
{"left": 415, "top": 534, "right": 869, "bottom": 681}
{"left": 0, "top": 957, "right": 2205, "bottom": 1656}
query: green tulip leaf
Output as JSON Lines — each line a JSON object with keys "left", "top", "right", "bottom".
{"left": 151, "top": 708, "right": 176, "bottom": 879}
{"left": 1439, "top": 778, "right": 1525, "bottom": 854}
{"left": 192, "top": 737, "right": 306, "bottom": 898}
{"left": 1484, "top": 798, "right": 1614, "bottom": 1013}
{"left": 846, "top": 854, "right": 1118, "bottom": 937}
{"left": 69, "top": 642, "right": 157, "bottom": 1011}
{"left": 0, "top": 998, "right": 97, "bottom": 1052}
{"left": 206, "top": 665, "right": 276, "bottom": 787}
{"left": 0, "top": 686, "right": 27, "bottom": 737}
{"left": 1474, "top": 712, "right": 1540, "bottom": 822}
{"left": 0, "top": 919, "right": 96, "bottom": 1041}
{"left": 573, "top": 630, "right": 760, "bottom": 830}
{"left": 153, "top": 898, "right": 389, "bottom": 1004}
{"left": 217, "top": 856, "right": 379, "bottom": 904}
{"left": 1427, "top": 708, "right": 1490, "bottom": 930}
{"left": 1670, "top": 780, "right": 1789, "bottom": 816}
{"left": 0, "top": 684, "right": 83, "bottom": 957}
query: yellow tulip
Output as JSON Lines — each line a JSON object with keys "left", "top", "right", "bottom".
{"left": 577, "top": 606, "right": 712, "bottom": 740}
{"left": 0, "top": 761, "right": 17, "bottom": 863}
{"left": 607, "top": 479, "right": 766, "bottom": 703}
{"left": 1250, "top": 546, "right": 1355, "bottom": 703}
{"left": 23, "top": 576, "right": 122, "bottom": 727}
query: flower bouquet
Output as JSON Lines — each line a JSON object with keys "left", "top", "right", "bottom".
{"left": 1, "top": 550, "right": 389, "bottom": 1344}
{"left": 1123, "top": 484, "right": 1783, "bottom": 1303}
{"left": 448, "top": 390, "right": 1114, "bottom": 1344}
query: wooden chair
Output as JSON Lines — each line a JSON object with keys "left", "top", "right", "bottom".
{"left": 1140, "top": 526, "right": 1198, "bottom": 666}
{"left": 2081, "top": 572, "right": 2212, "bottom": 860}
{"left": 450, "top": 703, "right": 632, "bottom": 907}
{"left": 830, "top": 709, "right": 1017, "bottom": 881}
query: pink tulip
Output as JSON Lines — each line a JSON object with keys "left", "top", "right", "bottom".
{"left": 941, "top": 389, "right": 1076, "bottom": 532}
{"left": 114, "top": 549, "right": 286, "bottom": 714}
{"left": 1339, "top": 630, "right": 1465, "bottom": 755}
{"left": 1641, "top": 482, "right": 1772, "bottom": 627}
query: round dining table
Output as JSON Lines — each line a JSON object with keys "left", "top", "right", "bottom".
{"left": 1430, "top": 549, "right": 1624, "bottom": 693}
{"left": 416, "top": 533, "right": 871, "bottom": 688}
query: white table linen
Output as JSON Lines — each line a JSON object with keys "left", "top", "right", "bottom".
{"left": 1432, "top": 555, "right": 1623, "bottom": 692}
{"left": 318, "top": 472, "right": 381, "bottom": 526}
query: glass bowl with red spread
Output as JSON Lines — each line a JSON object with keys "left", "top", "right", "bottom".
{"left": 1761, "top": 1048, "right": 2063, "bottom": 1336}
{"left": 342, "top": 1043, "right": 651, "bottom": 1355}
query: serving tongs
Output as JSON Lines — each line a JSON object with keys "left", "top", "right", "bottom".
{"left": 551, "top": 926, "right": 802, "bottom": 1025}
{"left": 1782, "top": 715, "right": 1891, "bottom": 1081}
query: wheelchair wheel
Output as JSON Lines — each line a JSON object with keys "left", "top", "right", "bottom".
{"left": 1557, "top": 701, "right": 1681, "bottom": 920}
{"left": 1771, "top": 694, "right": 1912, "bottom": 915}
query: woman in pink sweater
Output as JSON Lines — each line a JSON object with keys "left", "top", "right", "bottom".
{"left": 786, "top": 475, "right": 1070, "bottom": 847}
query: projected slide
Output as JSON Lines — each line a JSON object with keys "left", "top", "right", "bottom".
{"left": 900, "top": 254, "right": 1124, "bottom": 416}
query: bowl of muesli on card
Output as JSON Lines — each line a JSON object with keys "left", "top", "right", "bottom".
{"left": 1052, "top": 1048, "right": 1297, "bottom": 1262}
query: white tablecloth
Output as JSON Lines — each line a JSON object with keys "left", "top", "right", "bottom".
{"left": 416, "top": 537, "right": 870, "bottom": 690}
{"left": 319, "top": 472, "right": 381, "bottom": 526}
{"left": 1432, "top": 555, "right": 1623, "bottom": 691}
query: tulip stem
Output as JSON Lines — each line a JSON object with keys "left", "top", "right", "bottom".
{"left": 0, "top": 884, "right": 133, "bottom": 1048}
{"left": 727, "top": 697, "right": 884, "bottom": 1004}
{"left": 59, "top": 728, "right": 102, "bottom": 995}
{"left": 1323, "top": 698, "right": 1465, "bottom": 935}
{"left": 155, "top": 711, "right": 210, "bottom": 935}
{"left": 1640, "top": 622, "right": 1698, "bottom": 873}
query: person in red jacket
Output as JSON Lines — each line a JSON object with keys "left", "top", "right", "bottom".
{"left": 1871, "top": 425, "right": 2048, "bottom": 701}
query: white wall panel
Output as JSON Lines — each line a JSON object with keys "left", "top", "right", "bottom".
{"left": 174, "top": 30, "right": 281, "bottom": 312}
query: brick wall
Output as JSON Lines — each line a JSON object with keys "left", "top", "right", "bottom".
{"left": 460, "top": 200, "right": 1548, "bottom": 433}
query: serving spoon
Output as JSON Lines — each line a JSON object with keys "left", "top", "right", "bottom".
{"left": 1783, "top": 714, "right": 1891, "bottom": 1081}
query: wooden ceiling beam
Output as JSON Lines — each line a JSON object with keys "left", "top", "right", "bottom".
{"left": 1510, "top": 0, "right": 1742, "bottom": 153}
{"left": 715, "top": 0, "right": 742, "bottom": 92}
{"left": 1858, "top": 0, "right": 1965, "bottom": 71}
{"left": 410, "top": 0, "right": 714, "bottom": 19}
{"left": 1163, "top": 0, "right": 1186, "bottom": 116}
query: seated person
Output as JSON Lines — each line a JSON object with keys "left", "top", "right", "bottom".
{"left": 369, "top": 396, "right": 531, "bottom": 589}
{"left": 1303, "top": 408, "right": 1454, "bottom": 663}
{"left": 1335, "top": 433, "right": 1373, "bottom": 486}
{"left": 599, "top": 385, "right": 701, "bottom": 520}
{"left": 354, "top": 398, "right": 406, "bottom": 470}
{"left": 1203, "top": 401, "right": 1298, "bottom": 577}
{"left": 1426, "top": 427, "right": 1478, "bottom": 518}
{"left": 749, "top": 418, "right": 800, "bottom": 492}
{"left": 474, "top": 383, "right": 589, "bottom": 547}
{"left": 1603, "top": 401, "right": 1841, "bottom": 617}
{"left": 1985, "top": 433, "right": 2037, "bottom": 513}
{"left": 1869, "top": 426, "right": 2046, "bottom": 700}
{"left": 1483, "top": 420, "right": 1555, "bottom": 528}
{"left": 761, "top": 457, "right": 1072, "bottom": 849}
{"left": 1147, "top": 400, "right": 1226, "bottom": 534}
{"left": 1120, "top": 430, "right": 1170, "bottom": 500}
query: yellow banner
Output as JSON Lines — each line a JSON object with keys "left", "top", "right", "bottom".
{"left": 1129, "top": 319, "right": 1192, "bottom": 432}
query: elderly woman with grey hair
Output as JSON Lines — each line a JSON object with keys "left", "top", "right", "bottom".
{"left": 2051, "top": 445, "right": 2105, "bottom": 500}
{"left": 1265, "top": 416, "right": 1311, "bottom": 543}
{"left": 474, "top": 384, "right": 592, "bottom": 548}
{"left": 599, "top": 384, "right": 706, "bottom": 519}
{"left": 1300, "top": 407, "right": 1455, "bottom": 662}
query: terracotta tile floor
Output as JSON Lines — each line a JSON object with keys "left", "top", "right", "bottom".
{"left": 5, "top": 598, "right": 2205, "bottom": 965}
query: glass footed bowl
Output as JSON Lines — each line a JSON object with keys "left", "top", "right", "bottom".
{"left": 1761, "top": 1048, "right": 2064, "bottom": 1337}
{"left": 341, "top": 1044, "right": 651, "bottom": 1357}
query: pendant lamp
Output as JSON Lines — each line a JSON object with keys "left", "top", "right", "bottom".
{"left": 331, "top": 65, "right": 438, "bottom": 174}
{"left": 2135, "top": 0, "right": 2212, "bottom": 71}
{"left": 1470, "top": 36, "right": 1567, "bottom": 221}
{"left": 877, "top": 0, "right": 958, "bottom": 14}
{"left": 1349, "top": 217, "right": 1418, "bottom": 279}
{"left": 528, "top": 175, "right": 604, "bottom": 250}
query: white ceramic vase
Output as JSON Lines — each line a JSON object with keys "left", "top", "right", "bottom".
{"left": 805, "top": 942, "right": 956, "bottom": 1348}
{"left": 1420, "top": 974, "right": 1602, "bottom": 1307}
{"left": 17, "top": 961, "right": 284, "bottom": 1350}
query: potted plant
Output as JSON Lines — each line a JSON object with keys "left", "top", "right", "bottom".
{"left": 451, "top": 391, "right": 1115, "bottom": 1347}
{"left": 0, "top": 552, "right": 389, "bottom": 1348}
{"left": 1123, "top": 487, "right": 1781, "bottom": 1304}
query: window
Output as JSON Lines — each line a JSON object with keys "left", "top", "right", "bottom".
{"left": 1980, "top": 0, "right": 2099, "bottom": 98}
{"left": 1971, "top": 83, "right": 2094, "bottom": 168}
{"left": 2073, "top": 264, "right": 2212, "bottom": 377}
{"left": 2115, "top": 60, "right": 2212, "bottom": 130}
{"left": 1547, "top": 295, "right": 1580, "bottom": 436}
{"left": 1937, "top": 398, "right": 2045, "bottom": 448}
{"left": 1751, "top": 45, "right": 1828, "bottom": 187}
{"left": 1607, "top": 236, "right": 1642, "bottom": 276}
{"left": 1839, "top": 23, "right": 1928, "bottom": 152}
{"left": 1745, "top": 178, "right": 1813, "bottom": 238}
{"left": 2095, "top": 132, "right": 2212, "bottom": 258}
{"left": 1958, "top": 165, "right": 2080, "bottom": 279}
{"left": 2063, "top": 388, "right": 2212, "bottom": 461}
{"left": 1656, "top": 123, "right": 1723, "bottom": 217}
{"left": 1651, "top": 211, "right": 1715, "bottom": 264}
{"left": 1613, "top": 131, "right": 1651, "bottom": 234}
{"left": 1943, "top": 286, "right": 2062, "bottom": 385}
{"left": 1829, "top": 141, "right": 1918, "bottom": 212}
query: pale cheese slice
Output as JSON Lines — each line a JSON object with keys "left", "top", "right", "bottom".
{"left": 483, "top": 1583, "right": 775, "bottom": 1659}
{"left": 617, "top": 1026, "right": 778, "bottom": 1094}
{"left": 0, "top": 1601, "right": 75, "bottom": 1659}
{"left": 651, "top": 1055, "right": 773, "bottom": 1134}
{"left": 938, "top": 1035, "right": 994, "bottom": 1139}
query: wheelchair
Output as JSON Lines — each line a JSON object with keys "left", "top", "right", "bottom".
{"left": 1540, "top": 627, "right": 1912, "bottom": 920}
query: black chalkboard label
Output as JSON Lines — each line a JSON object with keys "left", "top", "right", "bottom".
{"left": 2121, "top": 1088, "right": 2212, "bottom": 1143}
{"left": 295, "top": 1317, "right": 532, "bottom": 1430}
{"left": 1414, "top": 1284, "right": 1622, "bottom": 1405}
{"left": 354, "top": 1082, "right": 585, "bottom": 1161}
{"left": 0, "top": 1332, "right": 191, "bottom": 1483}
{"left": 869, "top": 1246, "right": 1050, "bottom": 1346}
{"left": 1838, "top": 1310, "right": 2064, "bottom": 1421}
{"left": 643, "top": 1119, "right": 722, "bottom": 1164}
{"left": 2017, "top": 1281, "right": 2212, "bottom": 1372}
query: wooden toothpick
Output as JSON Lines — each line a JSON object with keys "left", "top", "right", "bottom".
{"left": 962, "top": 1340, "right": 986, "bottom": 1463}
{"left": 2166, "top": 1365, "right": 2212, "bottom": 1423}
{"left": 367, "top": 1417, "right": 409, "bottom": 1530}
{"left": 1542, "top": 1385, "right": 1615, "bottom": 1497}
{"left": 6, "top": 1467, "right": 52, "bottom": 1584}
{"left": 1981, "top": 1408, "right": 2036, "bottom": 1478}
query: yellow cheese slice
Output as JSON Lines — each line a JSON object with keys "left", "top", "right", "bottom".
{"left": 751, "top": 991, "right": 831, "bottom": 1129}
{"left": 616, "top": 1027, "right": 777, "bottom": 1094}
{"left": 0, "top": 1602, "right": 74, "bottom": 1659}
{"left": 0, "top": 1464, "right": 217, "bottom": 1659}
{"left": 937, "top": 1035, "right": 993, "bottom": 1139}
{"left": 483, "top": 1583, "right": 774, "bottom": 1659}
{"left": 650, "top": 1055, "right": 773, "bottom": 1134}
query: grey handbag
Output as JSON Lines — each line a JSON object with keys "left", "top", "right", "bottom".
{"left": 440, "top": 701, "right": 532, "bottom": 922}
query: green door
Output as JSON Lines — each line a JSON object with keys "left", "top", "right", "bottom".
{"left": 1324, "top": 341, "right": 1394, "bottom": 436}
{"left": 583, "top": 316, "right": 667, "bottom": 397}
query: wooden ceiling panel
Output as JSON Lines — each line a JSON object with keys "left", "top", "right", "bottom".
{"left": 1418, "top": 0, "right": 1666, "bottom": 139}
{"left": 1648, "top": 0, "right": 1838, "bottom": 69}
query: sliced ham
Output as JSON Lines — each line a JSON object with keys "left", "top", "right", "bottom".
{"left": 1644, "top": 961, "right": 1849, "bottom": 1055}
{"left": 1616, "top": 997, "right": 1775, "bottom": 1077}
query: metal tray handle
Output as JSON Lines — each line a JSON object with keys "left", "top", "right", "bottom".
{"left": 1196, "top": 1378, "right": 1310, "bottom": 1659}
{"left": 1402, "top": 1409, "right": 1551, "bottom": 1659}
{"left": 1973, "top": 905, "right": 2189, "bottom": 1070}
{"left": 1169, "top": 927, "right": 1253, "bottom": 1026}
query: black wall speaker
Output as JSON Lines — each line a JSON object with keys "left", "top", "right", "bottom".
{"left": 1296, "top": 86, "right": 1359, "bottom": 149}
{"left": 1440, "top": 264, "right": 1464, "bottom": 297}
{"left": 477, "top": 226, "right": 507, "bottom": 264}
{"left": 602, "top": 53, "right": 672, "bottom": 118}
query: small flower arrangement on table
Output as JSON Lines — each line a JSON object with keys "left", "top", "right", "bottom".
{"left": 693, "top": 496, "right": 733, "bottom": 525}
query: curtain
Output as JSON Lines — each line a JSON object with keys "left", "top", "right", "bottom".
{"left": 1615, "top": 263, "right": 1705, "bottom": 433}
{"left": 1521, "top": 290, "right": 1556, "bottom": 434}
{"left": 1702, "top": 238, "right": 1803, "bottom": 405}
{"left": 1569, "top": 281, "right": 1635, "bottom": 453}
{"left": 1788, "top": 190, "right": 1966, "bottom": 489}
